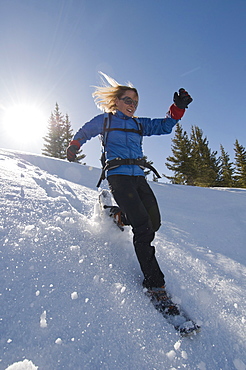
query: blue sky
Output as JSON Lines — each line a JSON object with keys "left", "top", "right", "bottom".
{"left": 0, "top": 0, "right": 245, "bottom": 178}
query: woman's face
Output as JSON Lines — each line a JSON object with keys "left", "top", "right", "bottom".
{"left": 115, "top": 90, "right": 138, "bottom": 117}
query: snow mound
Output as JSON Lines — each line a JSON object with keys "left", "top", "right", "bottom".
{"left": 5, "top": 359, "right": 38, "bottom": 370}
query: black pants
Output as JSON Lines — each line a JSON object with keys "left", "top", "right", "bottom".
{"left": 108, "top": 175, "right": 165, "bottom": 288}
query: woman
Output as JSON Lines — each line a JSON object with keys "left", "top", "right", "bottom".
{"left": 67, "top": 72, "right": 192, "bottom": 298}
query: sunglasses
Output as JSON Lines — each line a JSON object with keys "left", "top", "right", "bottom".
{"left": 119, "top": 96, "right": 138, "bottom": 108}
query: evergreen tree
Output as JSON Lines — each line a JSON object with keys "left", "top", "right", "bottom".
{"left": 219, "top": 144, "right": 234, "bottom": 187}
{"left": 62, "top": 114, "right": 74, "bottom": 159}
{"left": 165, "top": 123, "right": 194, "bottom": 185}
{"left": 42, "top": 103, "right": 65, "bottom": 159}
{"left": 42, "top": 103, "right": 86, "bottom": 164}
{"left": 189, "top": 126, "right": 220, "bottom": 187}
{"left": 233, "top": 140, "right": 246, "bottom": 188}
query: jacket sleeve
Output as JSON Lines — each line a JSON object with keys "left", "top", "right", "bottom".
{"left": 139, "top": 115, "right": 178, "bottom": 137}
{"left": 73, "top": 114, "right": 104, "bottom": 146}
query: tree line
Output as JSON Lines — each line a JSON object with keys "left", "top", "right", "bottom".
{"left": 165, "top": 123, "right": 246, "bottom": 188}
{"left": 43, "top": 104, "right": 246, "bottom": 188}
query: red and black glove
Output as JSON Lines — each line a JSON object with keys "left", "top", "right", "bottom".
{"left": 169, "top": 88, "right": 193, "bottom": 120}
{"left": 66, "top": 140, "right": 80, "bottom": 162}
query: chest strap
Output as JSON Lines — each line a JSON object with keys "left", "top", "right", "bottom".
{"left": 96, "top": 157, "right": 161, "bottom": 187}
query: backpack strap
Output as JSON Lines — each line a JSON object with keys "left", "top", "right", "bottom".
{"left": 101, "top": 112, "right": 111, "bottom": 148}
{"left": 98, "top": 113, "right": 111, "bottom": 173}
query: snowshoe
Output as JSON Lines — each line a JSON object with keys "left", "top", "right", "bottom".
{"left": 98, "top": 189, "right": 125, "bottom": 231}
{"left": 145, "top": 286, "right": 201, "bottom": 337}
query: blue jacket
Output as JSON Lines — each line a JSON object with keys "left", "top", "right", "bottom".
{"left": 74, "top": 110, "right": 178, "bottom": 177}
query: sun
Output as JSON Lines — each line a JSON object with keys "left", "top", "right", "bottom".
{"left": 3, "top": 104, "right": 47, "bottom": 142}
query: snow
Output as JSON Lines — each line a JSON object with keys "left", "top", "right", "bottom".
{"left": 0, "top": 148, "right": 245, "bottom": 370}
{"left": 5, "top": 359, "right": 38, "bottom": 370}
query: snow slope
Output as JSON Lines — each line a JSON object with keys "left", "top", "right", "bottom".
{"left": 0, "top": 149, "right": 245, "bottom": 370}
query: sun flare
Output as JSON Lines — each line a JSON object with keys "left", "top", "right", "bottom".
{"left": 3, "top": 104, "right": 47, "bottom": 142}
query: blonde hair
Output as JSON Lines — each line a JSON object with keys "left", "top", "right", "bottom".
{"left": 92, "top": 72, "right": 138, "bottom": 113}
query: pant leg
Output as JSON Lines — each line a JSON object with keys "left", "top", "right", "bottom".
{"left": 137, "top": 176, "right": 161, "bottom": 232}
{"left": 108, "top": 175, "right": 165, "bottom": 288}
